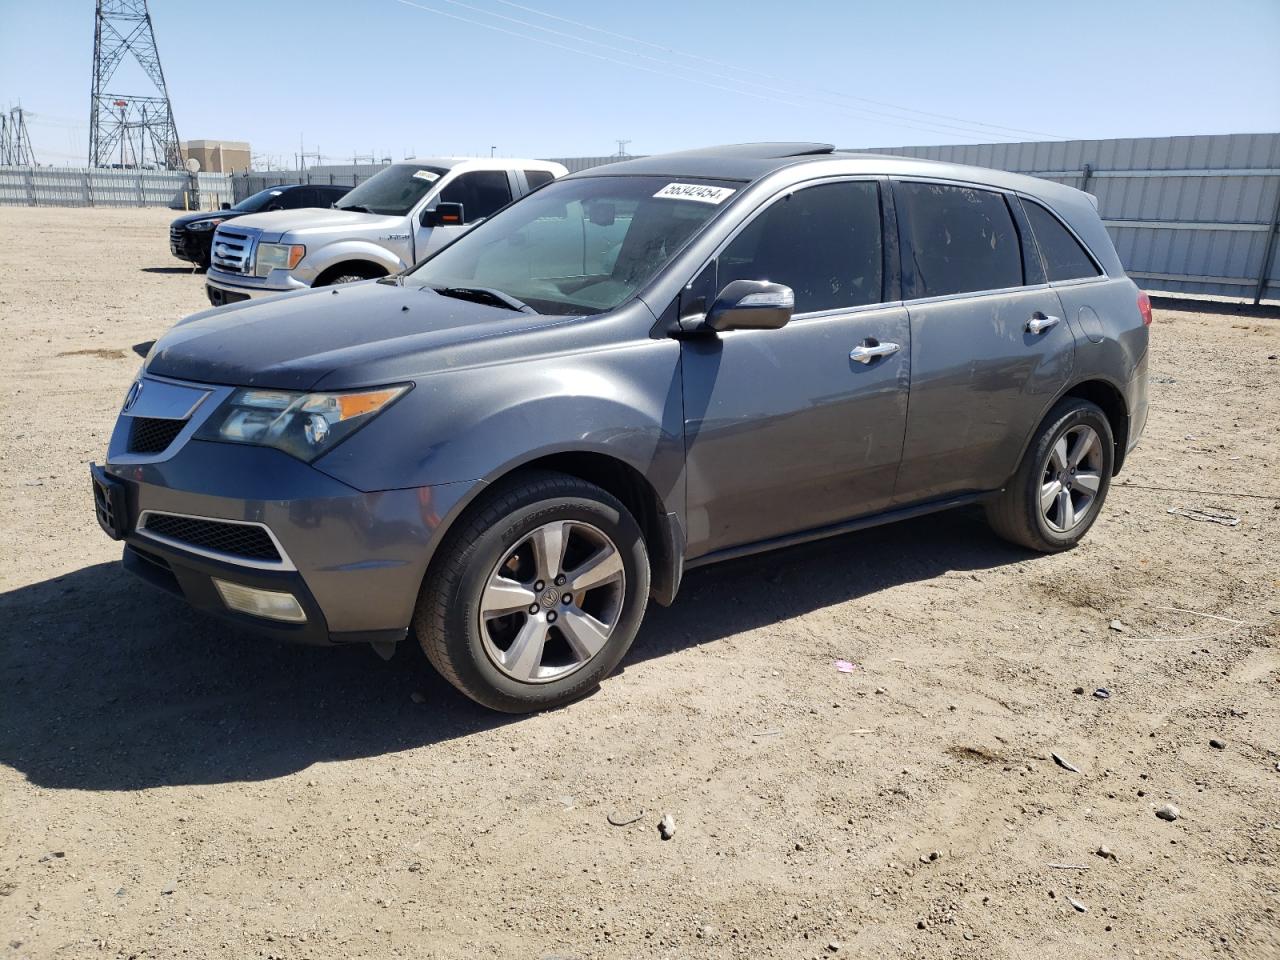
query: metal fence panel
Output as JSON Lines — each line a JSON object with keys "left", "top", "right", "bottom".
{"left": 859, "top": 133, "right": 1280, "bottom": 302}
{"left": 0, "top": 165, "right": 235, "bottom": 210}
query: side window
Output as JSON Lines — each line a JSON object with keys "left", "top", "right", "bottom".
{"left": 1023, "top": 200, "right": 1101, "bottom": 281}
{"left": 524, "top": 169, "right": 555, "bottom": 191}
{"left": 282, "top": 188, "right": 314, "bottom": 209}
{"left": 897, "top": 182, "right": 1022, "bottom": 298}
{"left": 439, "top": 171, "right": 513, "bottom": 223}
{"left": 717, "top": 181, "right": 883, "bottom": 313}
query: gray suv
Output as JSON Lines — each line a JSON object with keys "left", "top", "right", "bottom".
{"left": 91, "top": 143, "right": 1150, "bottom": 713}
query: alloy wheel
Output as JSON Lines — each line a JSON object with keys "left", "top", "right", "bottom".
{"left": 1040, "top": 424, "right": 1104, "bottom": 533}
{"left": 478, "top": 520, "right": 626, "bottom": 683}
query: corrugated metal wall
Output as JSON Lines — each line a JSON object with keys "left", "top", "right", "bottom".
{"left": 0, "top": 166, "right": 236, "bottom": 209}
{"left": 8, "top": 135, "right": 1278, "bottom": 303}
{"left": 859, "top": 134, "right": 1280, "bottom": 303}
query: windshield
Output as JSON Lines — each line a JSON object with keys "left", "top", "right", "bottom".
{"left": 407, "top": 176, "right": 740, "bottom": 315}
{"left": 231, "top": 186, "right": 293, "bottom": 213}
{"left": 335, "top": 163, "right": 449, "bottom": 216}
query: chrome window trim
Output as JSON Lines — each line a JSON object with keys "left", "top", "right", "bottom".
{"left": 135, "top": 509, "right": 297, "bottom": 572}
{"left": 900, "top": 282, "right": 1054, "bottom": 308}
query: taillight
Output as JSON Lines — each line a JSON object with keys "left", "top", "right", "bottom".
{"left": 1137, "top": 290, "right": 1153, "bottom": 326}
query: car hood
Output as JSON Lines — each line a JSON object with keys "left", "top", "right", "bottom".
{"left": 145, "top": 280, "right": 571, "bottom": 391}
{"left": 222, "top": 208, "right": 405, "bottom": 242}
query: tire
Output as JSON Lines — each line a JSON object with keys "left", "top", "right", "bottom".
{"left": 415, "top": 471, "right": 651, "bottom": 713}
{"left": 985, "top": 397, "right": 1115, "bottom": 552}
{"left": 322, "top": 273, "right": 372, "bottom": 286}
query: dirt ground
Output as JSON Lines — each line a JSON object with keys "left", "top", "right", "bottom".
{"left": 1, "top": 206, "right": 1277, "bottom": 960}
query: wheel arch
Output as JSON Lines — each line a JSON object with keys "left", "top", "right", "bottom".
{"left": 421, "top": 450, "right": 685, "bottom": 611}
{"left": 313, "top": 259, "right": 390, "bottom": 287}
{"left": 1059, "top": 378, "right": 1130, "bottom": 474}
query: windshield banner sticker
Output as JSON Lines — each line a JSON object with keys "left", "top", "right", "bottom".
{"left": 653, "top": 183, "right": 736, "bottom": 204}
{"left": 413, "top": 170, "right": 440, "bottom": 182}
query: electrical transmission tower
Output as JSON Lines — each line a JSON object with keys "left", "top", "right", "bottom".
{"left": 89, "top": 0, "right": 182, "bottom": 169}
{"left": 1, "top": 107, "right": 37, "bottom": 165}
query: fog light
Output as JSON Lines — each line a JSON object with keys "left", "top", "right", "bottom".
{"left": 213, "top": 578, "right": 306, "bottom": 623}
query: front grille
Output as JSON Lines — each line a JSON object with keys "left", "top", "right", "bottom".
{"left": 128, "top": 417, "right": 186, "bottom": 454}
{"left": 210, "top": 225, "right": 257, "bottom": 275}
{"left": 142, "top": 513, "right": 282, "bottom": 564}
{"left": 169, "top": 224, "right": 185, "bottom": 243}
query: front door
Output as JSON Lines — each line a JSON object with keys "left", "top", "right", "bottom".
{"left": 890, "top": 179, "right": 1075, "bottom": 502}
{"left": 414, "top": 169, "right": 516, "bottom": 261}
{"left": 680, "top": 179, "right": 911, "bottom": 558}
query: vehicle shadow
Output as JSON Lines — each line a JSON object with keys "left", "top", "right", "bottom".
{"left": 140, "top": 266, "right": 204, "bottom": 275}
{"left": 0, "top": 508, "right": 1023, "bottom": 792}
{"left": 1150, "top": 295, "right": 1280, "bottom": 320}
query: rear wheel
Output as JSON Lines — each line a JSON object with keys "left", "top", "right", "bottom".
{"left": 415, "top": 471, "right": 650, "bottom": 712}
{"left": 985, "top": 397, "right": 1114, "bottom": 552}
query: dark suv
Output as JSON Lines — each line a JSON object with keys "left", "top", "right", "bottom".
{"left": 169, "top": 184, "right": 351, "bottom": 268}
{"left": 95, "top": 143, "right": 1149, "bottom": 712}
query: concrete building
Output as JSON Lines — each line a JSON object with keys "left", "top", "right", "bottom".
{"left": 182, "top": 139, "right": 251, "bottom": 173}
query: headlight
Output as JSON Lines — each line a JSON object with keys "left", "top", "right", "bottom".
{"left": 195, "top": 384, "right": 409, "bottom": 461}
{"left": 255, "top": 242, "right": 306, "bottom": 277}
{"left": 186, "top": 218, "right": 225, "bottom": 232}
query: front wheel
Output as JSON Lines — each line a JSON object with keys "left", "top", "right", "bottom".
{"left": 415, "top": 471, "right": 651, "bottom": 712}
{"left": 985, "top": 397, "right": 1115, "bottom": 552}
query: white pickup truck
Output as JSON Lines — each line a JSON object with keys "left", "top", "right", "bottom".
{"left": 204, "top": 157, "right": 568, "bottom": 306}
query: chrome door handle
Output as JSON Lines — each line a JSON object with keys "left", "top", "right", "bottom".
{"left": 849, "top": 340, "right": 901, "bottom": 364}
{"left": 1026, "top": 313, "right": 1061, "bottom": 334}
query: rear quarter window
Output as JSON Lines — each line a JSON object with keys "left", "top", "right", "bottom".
{"left": 524, "top": 169, "right": 556, "bottom": 191}
{"left": 896, "top": 181, "right": 1023, "bottom": 298}
{"left": 1023, "top": 200, "right": 1102, "bottom": 281}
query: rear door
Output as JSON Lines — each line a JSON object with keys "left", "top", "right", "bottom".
{"left": 891, "top": 179, "right": 1073, "bottom": 503}
{"left": 280, "top": 187, "right": 316, "bottom": 209}
{"left": 680, "top": 178, "right": 912, "bottom": 557}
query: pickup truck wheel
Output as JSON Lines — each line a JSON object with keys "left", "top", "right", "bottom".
{"left": 415, "top": 471, "right": 650, "bottom": 713}
{"left": 985, "top": 397, "right": 1114, "bottom": 552}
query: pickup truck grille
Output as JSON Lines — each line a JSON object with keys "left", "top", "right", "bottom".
{"left": 210, "top": 225, "right": 258, "bottom": 275}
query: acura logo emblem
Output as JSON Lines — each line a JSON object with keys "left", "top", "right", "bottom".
{"left": 122, "top": 380, "right": 143, "bottom": 412}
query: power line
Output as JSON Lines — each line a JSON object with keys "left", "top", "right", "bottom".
{"left": 391, "top": 0, "right": 1032, "bottom": 143}
{"left": 486, "top": 0, "right": 1067, "bottom": 141}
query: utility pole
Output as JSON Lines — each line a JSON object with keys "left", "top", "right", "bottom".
{"left": 614, "top": 139, "right": 631, "bottom": 158}
{"left": 89, "top": 0, "right": 182, "bottom": 169}
{"left": 490, "top": 145, "right": 496, "bottom": 157}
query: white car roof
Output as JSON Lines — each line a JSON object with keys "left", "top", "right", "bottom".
{"left": 404, "top": 157, "right": 568, "bottom": 175}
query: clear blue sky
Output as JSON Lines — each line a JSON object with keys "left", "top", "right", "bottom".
{"left": 2, "top": 0, "right": 1278, "bottom": 167}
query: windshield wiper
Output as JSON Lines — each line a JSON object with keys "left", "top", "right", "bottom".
{"left": 432, "top": 286, "right": 536, "bottom": 314}
{"left": 337, "top": 204, "right": 371, "bottom": 213}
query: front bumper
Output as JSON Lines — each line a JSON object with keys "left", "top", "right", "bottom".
{"left": 205, "top": 269, "right": 308, "bottom": 305}
{"left": 93, "top": 386, "right": 477, "bottom": 645}
{"left": 170, "top": 230, "right": 212, "bottom": 266}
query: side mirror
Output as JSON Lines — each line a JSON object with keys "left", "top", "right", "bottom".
{"left": 587, "top": 201, "right": 616, "bottom": 227}
{"left": 220, "top": 202, "right": 231, "bottom": 210}
{"left": 421, "top": 202, "right": 465, "bottom": 228}
{"left": 698, "top": 279, "right": 794, "bottom": 333}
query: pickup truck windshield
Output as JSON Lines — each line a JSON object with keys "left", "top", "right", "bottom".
{"left": 407, "top": 176, "right": 740, "bottom": 315}
{"left": 334, "top": 163, "right": 450, "bottom": 216}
